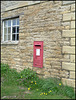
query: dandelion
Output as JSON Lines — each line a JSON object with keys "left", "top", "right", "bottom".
{"left": 21, "top": 76, "right": 22, "bottom": 78}
{"left": 48, "top": 90, "right": 52, "bottom": 93}
{"left": 46, "top": 93, "right": 47, "bottom": 95}
{"left": 35, "top": 83, "right": 37, "bottom": 85}
{"left": 28, "top": 88, "right": 30, "bottom": 91}
{"left": 44, "top": 93, "right": 45, "bottom": 95}
{"left": 40, "top": 93, "right": 42, "bottom": 95}
{"left": 31, "top": 81, "right": 33, "bottom": 83}
{"left": 40, "top": 93, "right": 43, "bottom": 95}
{"left": 59, "top": 83, "right": 61, "bottom": 85}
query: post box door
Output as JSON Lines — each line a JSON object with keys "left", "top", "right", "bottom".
{"left": 33, "top": 41, "right": 43, "bottom": 68}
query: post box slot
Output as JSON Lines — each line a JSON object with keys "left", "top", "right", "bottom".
{"left": 35, "top": 45, "right": 41, "bottom": 47}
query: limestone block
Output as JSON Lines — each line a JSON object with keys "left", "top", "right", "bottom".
{"left": 11, "top": 60, "right": 16, "bottom": 64}
{"left": 62, "top": 30, "right": 75, "bottom": 37}
{"left": 36, "top": 69, "right": 45, "bottom": 75}
{"left": 63, "top": 1, "right": 75, "bottom": 5}
{"left": 63, "top": 12, "right": 75, "bottom": 21}
{"left": 45, "top": 58, "right": 59, "bottom": 61}
{"left": 71, "top": 4, "right": 75, "bottom": 11}
{"left": 23, "top": 63, "right": 28, "bottom": 66}
{"left": 45, "top": 65, "right": 52, "bottom": 68}
{"left": 45, "top": 61, "right": 50, "bottom": 65}
{"left": 61, "top": 78, "right": 75, "bottom": 87}
{"left": 70, "top": 71, "right": 75, "bottom": 79}
{"left": 71, "top": 21, "right": 75, "bottom": 29}
{"left": 64, "top": 55, "right": 70, "bottom": 59}
{"left": 59, "top": 70, "right": 69, "bottom": 78}
{"left": 51, "top": 72, "right": 59, "bottom": 76}
{"left": 51, "top": 66, "right": 61, "bottom": 69}
{"left": 62, "top": 62, "right": 75, "bottom": 71}
{"left": 70, "top": 55, "right": 75, "bottom": 62}
{"left": 44, "top": 71, "right": 50, "bottom": 76}
{"left": 71, "top": 38, "right": 75, "bottom": 45}
{"left": 37, "top": 75, "right": 43, "bottom": 78}
{"left": 62, "top": 46, "right": 75, "bottom": 54}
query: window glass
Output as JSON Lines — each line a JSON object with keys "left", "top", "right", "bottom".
{"left": 8, "top": 27, "right": 11, "bottom": 34}
{"left": 12, "top": 27, "right": 16, "bottom": 33}
{"left": 3, "top": 18, "right": 19, "bottom": 41}
{"left": 12, "top": 34, "right": 15, "bottom": 41}
{"left": 4, "top": 21, "right": 7, "bottom": 27}
{"left": 8, "top": 20, "right": 11, "bottom": 27}
{"left": 17, "top": 34, "right": 19, "bottom": 40}
{"left": 12, "top": 19, "right": 16, "bottom": 25}
{"left": 4, "top": 28, "right": 7, "bottom": 35}
{"left": 17, "top": 18, "right": 19, "bottom": 25}
{"left": 8, "top": 35, "right": 10, "bottom": 40}
{"left": 4, "top": 35, "right": 7, "bottom": 41}
{"left": 17, "top": 26, "right": 19, "bottom": 33}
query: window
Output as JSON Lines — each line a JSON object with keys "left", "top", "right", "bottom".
{"left": 3, "top": 18, "right": 19, "bottom": 41}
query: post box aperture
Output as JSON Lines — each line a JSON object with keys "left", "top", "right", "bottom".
{"left": 33, "top": 41, "right": 43, "bottom": 68}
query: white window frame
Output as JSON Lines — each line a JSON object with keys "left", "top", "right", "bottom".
{"left": 3, "top": 18, "right": 19, "bottom": 42}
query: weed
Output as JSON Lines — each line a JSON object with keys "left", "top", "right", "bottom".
{"left": 1, "top": 63, "right": 75, "bottom": 99}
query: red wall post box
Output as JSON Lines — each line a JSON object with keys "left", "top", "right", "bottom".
{"left": 33, "top": 41, "right": 43, "bottom": 68}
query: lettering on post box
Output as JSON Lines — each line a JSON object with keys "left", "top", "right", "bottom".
{"left": 33, "top": 41, "right": 43, "bottom": 68}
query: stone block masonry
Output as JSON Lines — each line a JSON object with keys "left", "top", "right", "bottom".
{"left": 61, "top": 1, "right": 75, "bottom": 88}
{"left": 1, "top": 1, "right": 75, "bottom": 88}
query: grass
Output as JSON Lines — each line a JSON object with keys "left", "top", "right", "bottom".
{"left": 1, "top": 63, "right": 75, "bottom": 99}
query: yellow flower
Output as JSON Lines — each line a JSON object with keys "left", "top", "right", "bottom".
{"left": 40, "top": 93, "right": 43, "bottom": 95}
{"left": 35, "top": 83, "right": 36, "bottom": 84}
{"left": 31, "top": 81, "right": 33, "bottom": 83}
{"left": 59, "top": 83, "right": 61, "bottom": 85}
{"left": 48, "top": 90, "right": 52, "bottom": 93}
{"left": 44, "top": 93, "right": 45, "bottom": 94}
{"left": 28, "top": 88, "right": 30, "bottom": 90}
{"left": 40, "top": 93, "right": 42, "bottom": 95}
{"left": 46, "top": 93, "right": 47, "bottom": 95}
{"left": 21, "top": 76, "right": 22, "bottom": 78}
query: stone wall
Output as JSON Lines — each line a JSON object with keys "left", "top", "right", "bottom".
{"left": 1, "top": 1, "right": 75, "bottom": 88}
{"left": 61, "top": 1, "right": 75, "bottom": 88}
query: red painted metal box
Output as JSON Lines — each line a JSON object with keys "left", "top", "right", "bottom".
{"left": 33, "top": 41, "right": 43, "bottom": 68}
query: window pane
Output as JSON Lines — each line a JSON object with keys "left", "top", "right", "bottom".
{"left": 12, "top": 19, "right": 16, "bottom": 25}
{"left": 4, "top": 35, "right": 7, "bottom": 41}
{"left": 8, "top": 20, "right": 11, "bottom": 27}
{"left": 8, "top": 35, "right": 10, "bottom": 40}
{"left": 12, "top": 34, "right": 16, "bottom": 41}
{"left": 8, "top": 27, "right": 11, "bottom": 34}
{"left": 17, "top": 34, "right": 19, "bottom": 40}
{"left": 4, "top": 28, "right": 7, "bottom": 35}
{"left": 17, "top": 26, "right": 19, "bottom": 33}
{"left": 12, "top": 27, "right": 16, "bottom": 33}
{"left": 17, "top": 18, "right": 19, "bottom": 25}
{"left": 4, "top": 21, "right": 7, "bottom": 27}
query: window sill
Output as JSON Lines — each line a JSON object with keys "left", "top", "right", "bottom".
{"left": 1, "top": 41, "right": 19, "bottom": 45}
